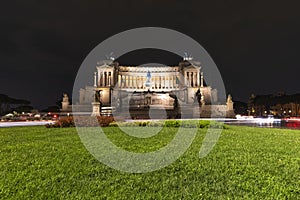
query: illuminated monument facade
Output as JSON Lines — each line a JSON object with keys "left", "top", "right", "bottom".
{"left": 74, "top": 57, "right": 235, "bottom": 118}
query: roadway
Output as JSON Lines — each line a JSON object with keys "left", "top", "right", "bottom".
{"left": 0, "top": 121, "right": 55, "bottom": 128}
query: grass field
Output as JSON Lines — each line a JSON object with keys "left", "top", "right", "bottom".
{"left": 0, "top": 125, "right": 300, "bottom": 199}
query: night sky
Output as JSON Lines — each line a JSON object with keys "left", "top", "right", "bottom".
{"left": 1, "top": 0, "right": 300, "bottom": 109}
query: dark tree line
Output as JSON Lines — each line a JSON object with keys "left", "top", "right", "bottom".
{"left": 249, "top": 93, "right": 300, "bottom": 107}
{"left": 0, "top": 94, "right": 31, "bottom": 114}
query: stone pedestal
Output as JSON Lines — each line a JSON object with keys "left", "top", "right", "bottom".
{"left": 91, "top": 102, "right": 101, "bottom": 116}
{"left": 200, "top": 105, "right": 211, "bottom": 118}
{"left": 193, "top": 104, "right": 201, "bottom": 118}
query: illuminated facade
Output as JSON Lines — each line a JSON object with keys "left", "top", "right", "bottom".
{"left": 73, "top": 58, "right": 234, "bottom": 118}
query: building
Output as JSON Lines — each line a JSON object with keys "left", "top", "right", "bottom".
{"left": 248, "top": 93, "right": 300, "bottom": 117}
{"left": 67, "top": 57, "right": 235, "bottom": 118}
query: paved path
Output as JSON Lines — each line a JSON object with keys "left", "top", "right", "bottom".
{"left": 0, "top": 121, "right": 55, "bottom": 128}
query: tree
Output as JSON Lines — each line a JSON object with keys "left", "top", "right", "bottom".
{"left": 0, "top": 94, "right": 31, "bottom": 115}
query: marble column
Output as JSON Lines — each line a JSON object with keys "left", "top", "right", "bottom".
{"left": 106, "top": 71, "right": 108, "bottom": 86}
{"left": 197, "top": 71, "right": 200, "bottom": 86}
{"left": 102, "top": 71, "right": 105, "bottom": 86}
{"left": 158, "top": 76, "right": 160, "bottom": 88}
{"left": 173, "top": 75, "right": 176, "bottom": 88}
{"left": 165, "top": 76, "right": 167, "bottom": 88}
{"left": 107, "top": 72, "right": 112, "bottom": 86}
{"left": 128, "top": 76, "right": 131, "bottom": 88}
{"left": 111, "top": 71, "right": 114, "bottom": 86}
{"left": 135, "top": 76, "right": 138, "bottom": 88}
{"left": 97, "top": 71, "right": 101, "bottom": 86}
{"left": 187, "top": 72, "right": 189, "bottom": 86}
{"left": 105, "top": 71, "right": 108, "bottom": 86}
{"left": 185, "top": 72, "right": 188, "bottom": 86}
{"left": 143, "top": 76, "right": 146, "bottom": 88}
{"left": 124, "top": 75, "right": 127, "bottom": 87}
{"left": 108, "top": 71, "right": 111, "bottom": 86}
{"left": 93, "top": 72, "right": 97, "bottom": 87}
{"left": 133, "top": 76, "right": 135, "bottom": 88}
{"left": 118, "top": 75, "right": 121, "bottom": 87}
{"left": 106, "top": 72, "right": 110, "bottom": 86}
{"left": 172, "top": 75, "right": 175, "bottom": 88}
{"left": 132, "top": 76, "right": 134, "bottom": 88}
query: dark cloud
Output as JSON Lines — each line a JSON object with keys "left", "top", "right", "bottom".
{"left": 1, "top": 0, "right": 300, "bottom": 109}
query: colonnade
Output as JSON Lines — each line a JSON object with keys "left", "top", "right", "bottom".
{"left": 117, "top": 74, "right": 180, "bottom": 89}
{"left": 96, "top": 69, "right": 203, "bottom": 88}
{"left": 183, "top": 71, "right": 201, "bottom": 87}
{"left": 97, "top": 70, "right": 114, "bottom": 87}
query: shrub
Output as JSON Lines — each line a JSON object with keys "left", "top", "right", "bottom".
{"left": 138, "top": 121, "right": 149, "bottom": 126}
{"left": 97, "top": 116, "right": 115, "bottom": 127}
{"left": 198, "top": 120, "right": 211, "bottom": 128}
{"left": 45, "top": 117, "right": 75, "bottom": 128}
{"left": 164, "top": 120, "right": 181, "bottom": 127}
{"left": 181, "top": 120, "right": 198, "bottom": 128}
{"left": 46, "top": 116, "right": 115, "bottom": 128}
{"left": 149, "top": 121, "right": 164, "bottom": 127}
{"left": 105, "top": 119, "right": 227, "bottom": 129}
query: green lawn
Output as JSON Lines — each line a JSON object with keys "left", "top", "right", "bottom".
{"left": 0, "top": 125, "right": 300, "bottom": 199}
